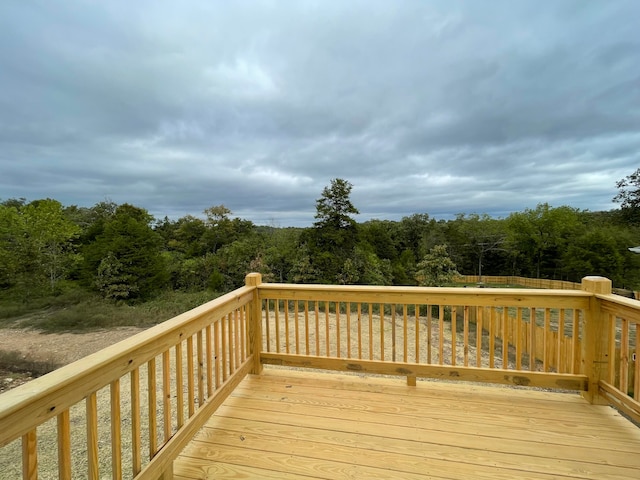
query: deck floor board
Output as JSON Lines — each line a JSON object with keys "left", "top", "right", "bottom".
{"left": 174, "top": 368, "right": 640, "bottom": 479}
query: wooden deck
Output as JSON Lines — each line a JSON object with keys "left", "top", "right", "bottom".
{"left": 174, "top": 367, "right": 640, "bottom": 480}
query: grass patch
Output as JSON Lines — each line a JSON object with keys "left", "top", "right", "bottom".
{"left": 0, "top": 288, "right": 222, "bottom": 333}
{"left": 0, "top": 350, "right": 60, "bottom": 377}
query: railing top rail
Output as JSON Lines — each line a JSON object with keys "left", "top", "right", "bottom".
{"left": 257, "top": 282, "right": 592, "bottom": 308}
{"left": 597, "top": 292, "right": 640, "bottom": 324}
{"left": 0, "top": 285, "right": 255, "bottom": 447}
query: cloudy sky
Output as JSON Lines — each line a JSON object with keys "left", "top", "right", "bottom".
{"left": 0, "top": 1, "right": 638, "bottom": 226}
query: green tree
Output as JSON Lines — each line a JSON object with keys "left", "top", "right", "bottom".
{"left": 306, "top": 178, "right": 359, "bottom": 283}
{"left": 215, "top": 235, "right": 263, "bottom": 289}
{"left": 83, "top": 204, "right": 167, "bottom": 300}
{"left": 353, "top": 246, "right": 393, "bottom": 285}
{"left": 314, "top": 178, "right": 359, "bottom": 231}
{"left": 392, "top": 249, "right": 418, "bottom": 285}
{"left": 358, "top": 220, "right": 398, "bottom": 261}
{"left": 506, "top": 203, "right": 583, "bottom": 278}
{"left": 171, "top": 253, "right": 221, "bottom": 291}
{"left": 562, "top": 225, "right": 640, "bottom": 287}
{"left": 262, "top": 227, "right": 300, "bottom": 282}
{"left": 168, "top": 215, "right": 208, "bottom": 257}
{"left": 397, "top": 213, "right": 436, "bottom": 259}
{"left": 201, "top": 205, "right": 254, "bottom": 254}
{"left": 289, "top": 244, "right": 318, "bottom": 284}
{"left": 390, "top": 214, "right": 450, "bottom": 285}
{"left": 449, "top": 213, "right": 508, "bottom": 280}
{"left": 0, "top": 204, "right": 21, "bottom": 289}
{"left": 77, "top": 200, "right": 118, "bottom": 244}
{"left": 415, "top": 245, "right": 460, "bottom": 286}
{"left": 95, "top": 252, "right": 138, "bottom": 300}
{"left": 613, "top": 168, "right": 640, "bottom": 224}
{"left": 0, "top": 199, "right": 80, "bottom": 296}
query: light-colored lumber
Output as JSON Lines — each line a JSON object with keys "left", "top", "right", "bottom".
{"left": 136, "top": 358, "right": 252, "bottom": 479}
{"left": 260, "top": 353, "right": 588, "bottom": 390}
{"left": 131, "top": 368, "right": 141, "bottom": 475}
{"left": 163, "top": 351, "right": 172, "bottom": 442}
{"left": 186, "top": 336, "right": 195, "bottom": 416}
{"left": 6, "top": 276, "right": 640, "bottom": 480}
{"left": 110, "top": 380, "right": 122, "bottom": 480}
{"left": 213, "top": 321, "right": 220, "bottom": 389}
{"left": 205, "top": 325, "right": 213, "bottom": 397}
{"left": 0, "top": 286, "right": 254, "bottom": 447}
{"left": 173, "top": 371, "right": 640, "bottom": 480}
{"left": 147, "top": 358, "right": 157, "bottom": 458}
{"left": 284, "top": 303, "right": 290, "bottom": 354}
{"left": 22, "top": 429, "right": 37, "bottom": 480}
{"left": 582, "top": 276, "right": 611, "bottom": 404}
{"left": 599, "top": 380, "right": 640, "bottom": 424}
{"left": 218, "top": 320, "right": 225, "bottom": 384}
{"left": 57, "top": 409, "right": 71, "bottom": 480}
{"left": 86, "top": 392, "right": 98, "bottom": 480}
{"left": 621, "top": 318, "right": 629, "bottom": 394}
{"left": 175, "top": 342, "right": 184, "bottom": 428}
{"left": 257, "top": 283, "right": 591, "bottom": 309}
{"left": 635, "top": 323, "right": 640, "bottom": 402}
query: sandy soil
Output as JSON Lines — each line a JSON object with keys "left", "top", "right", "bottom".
{"left": 0, "top": 326, "right": 144, "bottom": 392}
{"left": 0, "top": 326, "right": 151, "bottom": 478}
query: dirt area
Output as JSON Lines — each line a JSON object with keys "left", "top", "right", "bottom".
{"left": 0, "top": 326, "right": 144, "bottom": 393}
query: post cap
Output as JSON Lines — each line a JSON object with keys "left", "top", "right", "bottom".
{"left": 245, "top": 272, "right": 262, "bottom": 286}
{"left": 581, "top": 276, "right": 612, "bottom": 294}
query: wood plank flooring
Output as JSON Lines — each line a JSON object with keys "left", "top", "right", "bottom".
{"left": 173, "top": 367, "right": 640, "bottom": 479}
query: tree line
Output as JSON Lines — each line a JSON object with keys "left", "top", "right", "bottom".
{"left": 3, "top": 171, "right": 640, "bottom": 303}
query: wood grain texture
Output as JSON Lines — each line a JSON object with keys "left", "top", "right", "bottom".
{"left": 173, "top": 368, "right": 640, "bottom": 479}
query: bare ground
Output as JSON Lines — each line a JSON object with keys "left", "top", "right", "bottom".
{"left": 0, "top": 326, "right": 144, "bottom": 393}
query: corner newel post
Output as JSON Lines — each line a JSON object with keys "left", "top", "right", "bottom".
{"left": 581, "top": 276, "right": 611, "bottom": 404}
{"left": 246, "top": 273, "right": 263, "bottom": 375}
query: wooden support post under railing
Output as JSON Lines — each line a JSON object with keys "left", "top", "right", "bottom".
{"left": 246, "top": 273, "right": 263, "bottom": 374}
{"left": 581, "top": 276, "right": 611, "bottom": 404}
{"left": 159, "top": 462, "right": 174, "bottom": 480}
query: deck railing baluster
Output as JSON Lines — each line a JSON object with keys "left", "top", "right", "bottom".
{"left": 175, "top": 342, "right": 184, "bottom": 429}
{"left": 22, "top": 429, "right": 37, "bottom": 480}
{"left": 131, "top": 368, "right": 141, "bottom": 475}
{"left": 463, "top": 306, "right": 469, "bottom": 367}
{"left": 621, "top": 318, "right": 629, "bottom": 394}
{"left": 197, "top": 330, "right": 205, "bottom": 403}
{"left": 57, "top": 410, "right": 71, "bottom": 480}
{"left": 110, "top": 379, "right": 122, "bottom": 480}
{"left": 86, "top": 392, "right": 99, "bottom": 479}
{"left": 304, "top": 300, "right": 310, "bottom": 355}
{"left": 451, "top": 306, "right": 457, "bottom": 366}
{"left": 5, "top": 275, "right": 640, "bottom": 478}
{"left": 186, "top": 336, "right": 195, "bottom": 416}
{"left": 346, "top": 302, "right": 352, "bottom": 359}
{"left": 205, "top": 325, "right": 213, "bottom": 397}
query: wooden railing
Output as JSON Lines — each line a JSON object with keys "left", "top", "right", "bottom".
{"left": 1, "top": 274, "right": 639, "bottom": 479}
{"left": 598, "top": 292, "right": 640, "bottom": 422}
{"left": 462, "top": 275, "right": 639, "bottom": 298}
{"left": 256, "top": 281, "right": 590, "bottom": 390}
{"left": 461, "top": 275, "right": 583, "bottom": 290}
{"left": 0, "top": 279, "right": 260, "bottom": 480}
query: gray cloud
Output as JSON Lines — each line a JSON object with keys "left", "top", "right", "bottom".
{"left": 0, "top": 0, "right": 639, "bottom": 226}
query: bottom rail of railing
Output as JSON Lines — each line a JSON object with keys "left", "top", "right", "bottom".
{"left": 599, "top": 380, "right": 640, "bottom": 424}
{"left": 260, "top": 353, "right": 588, "bottom": 391}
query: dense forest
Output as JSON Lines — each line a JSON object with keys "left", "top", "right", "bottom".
{"left": 2, "top": 173, "right": 640, "bottom": 310}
